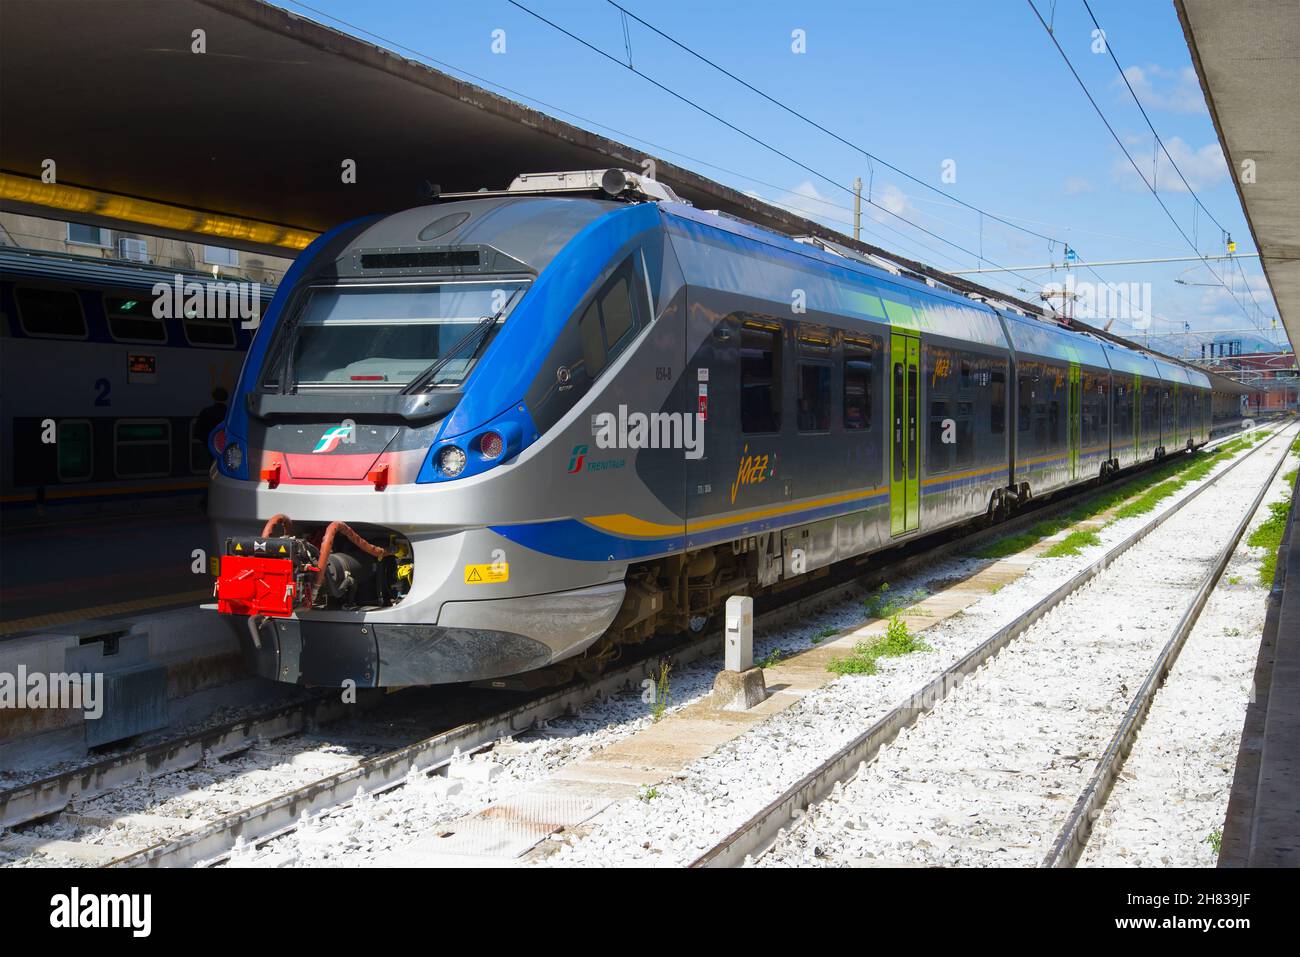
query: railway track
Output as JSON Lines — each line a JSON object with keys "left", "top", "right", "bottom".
{"left": 0, "top": 426, "right": 1276, "bottom": 867}
{"left": 693, "top": 423, "right": 1296, "bottom": 868}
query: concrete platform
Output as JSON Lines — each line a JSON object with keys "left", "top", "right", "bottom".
{"left": 1222, "top": 465, "right": 1300, "bottom": 866}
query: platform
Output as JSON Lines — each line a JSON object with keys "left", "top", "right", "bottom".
{"left": 1222, "top": 459, "right": 1300, "bottom": 866}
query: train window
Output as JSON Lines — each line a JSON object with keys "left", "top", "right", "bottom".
{"left": 104, "top": 294, "right": 167, "bottom": 343}
{"left": 15, "top": 287, "right": 87, "bottom": 338}
{"left": 843, "top": 339, "right": 872, "bottom": 431}
{"left": 990, "top": 370, "right": 1006, "bottom": 434}
{"left": 579, "top": 300, "right": 606, "bottom": 378}
{"left": 960, "top": 360, "right": 973, "bottom": 390}
{"left": 955, "top": 418, "right": 975, "bottom": 467}
{"left": 56, "top": 420, "right": 93, "bottom": 482}
{"left": 182, "top": 312, "right": 236, "bottom": 348}
{"left": 798, "top": 327, "right": 832, "bottom": 355}
{"left": 114, "top": 420, "right": 172, "bottom": 478}
{"left": 796, "top": 364, "right": 831, "bottom": 432}
{"left": 928, "top": 400, "right": 951, "bottom": 473}
{"left": 740, "top": 324, "right": 782, "bottom": 434}
{"left": 1017, "top": 375, "right": 1032, "bottom": 432}
{"left": 599, "top": 274, "right": 635, "bottom": 350}
{"left": 576, "top": 259, "right": 643, "bottom": 382}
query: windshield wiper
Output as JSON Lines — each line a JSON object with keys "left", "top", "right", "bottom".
{"left": 402, "top": 286, "right": 522, "bottom": 394}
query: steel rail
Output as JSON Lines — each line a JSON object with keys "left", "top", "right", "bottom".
{"left": 689, "top": 424, "right": 1293, "bottom": 868}
{"left": 0, "top": 428, "right": 1267, "bottom": 856}
{"left": 1043, "top": 426, "right": 1296, "bottom": 867}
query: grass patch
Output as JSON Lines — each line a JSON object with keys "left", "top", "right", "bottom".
{"left": 810, "top": 626, "right": 838, "bottom": 645}
{"left": 828, "top": 615, "right": 931, "bottom": 676}
{"left": 638, "top": 786, "right": 659, "bottom": 802}
{"left": 1043, "top": 529, "right": 1101, "bottom": 557}
{"left": 863, "top": 582, "right": 929, "bottom": 620}
{"left": 1206, "top": 829, "right": 1222, "bottom": 856}
{"left": 1247, "top": 499, "right": 1294, "bottom": 587}
{"left": 649, "top": 661, "right": 672, "bottom": 723}
{"left": 754, "top": 647, "right": 785, "bottom": 669}
{"left": 969, "top": 444, "right": 1243, "bottom": 561}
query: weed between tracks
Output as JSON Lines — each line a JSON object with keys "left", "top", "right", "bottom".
{"left": 973, "top": 436, "right": 1259, "bottom": 561}
{"left": 827, "top": 615, "right": 931, "bottom": 676}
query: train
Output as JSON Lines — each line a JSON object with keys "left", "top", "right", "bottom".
{"left": 207, "top": 168, "right": 1215, "bottom": 689}
{"left": 0, "top": 247, "right": 273, "bottom": 522}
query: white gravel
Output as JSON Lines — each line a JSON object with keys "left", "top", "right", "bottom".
{"left": 1080, "top": 441, "right": 1298, "bottom": 867}
{"left": 524, "top": 429, "right": 1291, "bottom": 867}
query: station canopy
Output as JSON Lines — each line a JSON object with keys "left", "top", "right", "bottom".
{"left": 1177, "top": 0, "right": 1300, "bottom": 355}
{"left": 0, "top": 0, "right": 1259, "bottom": 391}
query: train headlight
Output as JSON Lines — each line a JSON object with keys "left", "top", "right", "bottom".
{"left": 478, "top": 431, "right": 504, "bottom": 461}
{"left": 223, "top": 442, "right": 244, "bottom": 472}
{"left": 436, "top": 444, "right": 467, "bottom": 477}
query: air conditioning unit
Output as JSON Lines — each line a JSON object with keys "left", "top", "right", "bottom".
{"left": 118, "top": 238, "right": 148, "bottom": 263}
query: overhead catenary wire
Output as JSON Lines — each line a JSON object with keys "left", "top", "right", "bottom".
{"left": 505, "top": 0, "right": 1054, "bottom": 293}
{"left": 1026, "top": 0, "right": 1268, "bottom": 338}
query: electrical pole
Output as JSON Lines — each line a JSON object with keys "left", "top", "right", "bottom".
{"left": 853, "top": 177, "right": 862, "bottom": 242}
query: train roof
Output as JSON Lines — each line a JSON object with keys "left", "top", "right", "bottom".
{"left": 0, "top": 246, "right": 276, "bottom": 298}
{"left": 660, "top": 202, "right": 1010, "bottom": 348}
{"left": 317, "top": 195, "right": 623, "bottom": 280}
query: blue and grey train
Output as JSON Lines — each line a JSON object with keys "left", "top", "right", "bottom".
{"left": 207, "top": 169, "right": 1213, "bottom": 688}
{"left": 0, "top": 247, "right": 273, "bottom": 522}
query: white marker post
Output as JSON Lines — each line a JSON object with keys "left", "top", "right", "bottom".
{"left": 724, "top": 595, "right": 753, "bottom": 672}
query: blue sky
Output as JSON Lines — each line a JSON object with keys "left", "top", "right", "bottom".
{"left": 275, "top": 0, "right": 1283, "bottom": 354}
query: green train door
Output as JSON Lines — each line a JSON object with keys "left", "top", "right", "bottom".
{"left": 890, "top": 333, "right": 920, "bottom": 535}
{"left": 1067, "top": 362, "right": 1081, "bottom": 481}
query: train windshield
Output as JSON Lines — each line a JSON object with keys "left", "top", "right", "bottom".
{"left": 283, "top": 281, "right": 528, "bottom": 390}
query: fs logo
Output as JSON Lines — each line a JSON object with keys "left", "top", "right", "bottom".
{"left": 567, "top": 444, "right": 588, "bottom": 473}
{"left": 312, "top": 424, "right": 353, "bottom": 454}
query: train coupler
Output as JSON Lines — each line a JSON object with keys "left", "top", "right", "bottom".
{"left": 215, "top": 536, "right": 318, "bottom": 618}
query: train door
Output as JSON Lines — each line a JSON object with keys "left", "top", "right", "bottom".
{"left": 1172, "top": 382, "right": 1181, "bottom": 449}
{"left": 1133, "top": 372, "right": 1142, "bottom": 461}
{"left": 1067, "top": 361, "right": 1081, "bottom": 481}
{"left": 890, "top": 332, "right": 920, "bottom": 536}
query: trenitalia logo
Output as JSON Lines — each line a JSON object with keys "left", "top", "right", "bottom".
{"left": 568, "top": 445, "right": 588, "bottom": 473}
{"left": 312, "top": 425, "right": 353, "bottom": 454}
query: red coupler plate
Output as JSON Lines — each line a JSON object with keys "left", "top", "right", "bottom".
{"left": 216, "top": 555, "right": 299, "bottom": 618}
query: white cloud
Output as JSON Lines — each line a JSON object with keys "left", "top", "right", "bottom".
{"left": 1064, "top": 176, "right": 1095, "bottom": 195}
{"left": 1116, "top": 65, "right": 1207, "bottom": 115}
{"left": 1111, "top": 136, "right": 1227, "bottom": 192}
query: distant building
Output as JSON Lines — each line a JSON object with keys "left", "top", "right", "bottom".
{"left": 1194, "top": 350, "right": 1298, "bottom": 412}
{"left": 0, "top": 212, "right": 292, "bottom": 285}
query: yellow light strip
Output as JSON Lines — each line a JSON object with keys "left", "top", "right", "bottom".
{"left": 0, "top": 172, "right": 318, "bottom": 251}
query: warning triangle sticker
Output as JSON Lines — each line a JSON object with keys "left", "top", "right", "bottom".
{"left": 278, "top": 545, "right": 287, "bottom": 553}
{"left": 234, "top": 543, "right": 243, "bottom": 552}
{"left": 467, "top": 568, "right": 482, "bottom": 582}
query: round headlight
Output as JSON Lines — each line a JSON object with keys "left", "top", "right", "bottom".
{"left": 436, "top": 445, "right": 467, "bottom": 477}
{"left": 479, "top": 431, "right": 504, "bottom": 460}
{"left": 223, "top": 442, "right": 243, "bottom": 472}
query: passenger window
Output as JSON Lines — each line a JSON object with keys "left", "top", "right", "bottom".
{"left": 183, "top": 312, "right": 236, "bottom": 348}
{"left": 928, "top": 399, "right": 951, "bottom": 473}
{"left": 115, "top": 420, "right": 171, "bottom": 478}
{"left": 1018, "top": 376, "right": 1033, "bottom": 432}
{"left": 797, "top": 364, "right": 831, "bottom": 432}
{"left": 57, "top": 420, "right": 93, "bottom": 482}
{"left": 843, "top": 339, "right": 872, "bottom": 431}
{"left": 740, "top": 324, "right": 782, "bottom": 434}
{"left": 16, "top": 287, "right": 86, "bottom": 338}
{"left": 104, "top": 294, "right": 167, "bottom": 343}
{"left": 990, "top": 370, "right": 1006, "bottom": 434}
